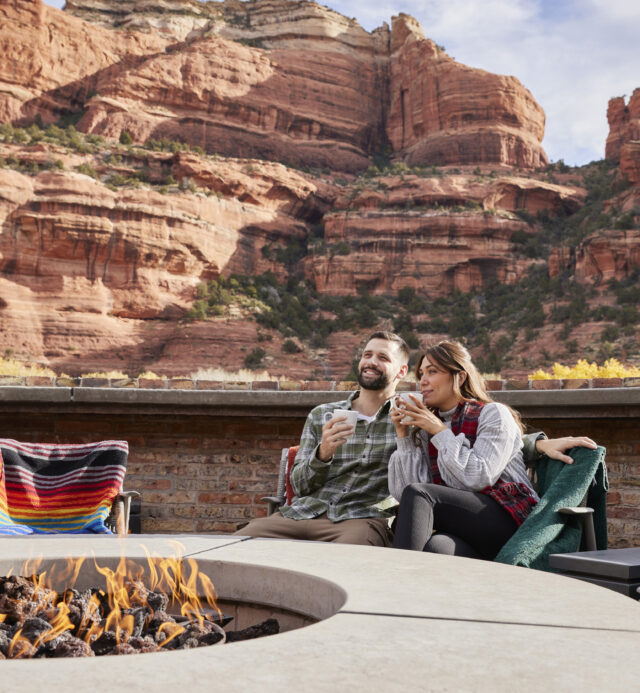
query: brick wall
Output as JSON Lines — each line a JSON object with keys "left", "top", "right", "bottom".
{"left": 124, "top": 413, "right": 305, "bottom": 533}
{"left": 0, "top": 385, "right": 639, "bottom": 546}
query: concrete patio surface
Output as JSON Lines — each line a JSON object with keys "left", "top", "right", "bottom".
{"left": 0, "top": 534, "right": 638, "bottom": 692}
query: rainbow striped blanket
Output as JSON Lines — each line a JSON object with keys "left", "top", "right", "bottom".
{"left": 0, "top": 439, "right": 128, "bottom": 534}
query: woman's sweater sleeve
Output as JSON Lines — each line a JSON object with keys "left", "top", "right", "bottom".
{"left": 388, "top": 435, "right": 430, "bottom": 501}
{"left": 430, "top": 402, "right": 520, "bottom": 490}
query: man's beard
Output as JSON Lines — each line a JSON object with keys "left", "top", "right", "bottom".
{"left": 357, "top": 366, "right": 390, "bottom": 391}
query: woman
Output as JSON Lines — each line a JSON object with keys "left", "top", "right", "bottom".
{"left": 389, "top": 340, "right": 538, "bottom": 559}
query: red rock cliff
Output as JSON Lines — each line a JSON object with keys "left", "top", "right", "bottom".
{"left": 2, "top": 0, "right": 548, "bottom": 172}
{"left": 2, "top": 0, "right": 593, "bottom": 379}
{"left": 551, "top": 88, "right": 640, "bottom": 290}
{"left": 305, "top": 173, "right": 582, "bottom": 296}
{"left": 386, "top": 15, "right": 548, "bottom": 168}
{"left": 0, "top": 0, "right": 167, "bottom": 124}
{"left": 606, "top": 88, "right": 640, "bottom": 164}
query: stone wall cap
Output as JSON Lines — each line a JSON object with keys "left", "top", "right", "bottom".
{"left": 496, "top": 387, "right": 640, "bottom": 407}
{"left": 0, "top": 386, "right": 72, "bottom": 402}
{"left": 70, "top": 387, "right": 338, "bottom": 407}
{"left": 3, "top": 384, "right": 640, "bottom": 416}
{"left": 4, "top": 377, "right": 640, "bottom": 392}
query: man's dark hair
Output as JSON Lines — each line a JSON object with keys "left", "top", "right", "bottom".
{"left": 365, "top": 331, "right": 410, "bottom": 364}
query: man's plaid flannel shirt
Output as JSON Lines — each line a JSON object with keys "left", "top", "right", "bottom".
{"left": 279, "top": 391, "right": 398, "bottom": 522}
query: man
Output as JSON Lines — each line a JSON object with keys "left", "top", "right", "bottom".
{"left": 235, "top": 331, "right": 597, "bottom": 546}
{"left": 235, "top": 331, "right": 410, "bottom": 546}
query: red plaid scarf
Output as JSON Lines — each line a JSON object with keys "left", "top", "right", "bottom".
{"left": 427, "top": 401, "right": 537, "bottom": 526}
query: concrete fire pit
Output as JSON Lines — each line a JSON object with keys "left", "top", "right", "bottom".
{"left": 1, "top": 534, "right": 639, "bottom": 691}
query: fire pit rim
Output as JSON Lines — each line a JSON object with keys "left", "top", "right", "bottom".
{"left": 1, "top": 535, "right": 639, "bottom": 692}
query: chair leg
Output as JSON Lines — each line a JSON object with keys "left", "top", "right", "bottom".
{"left": 113, "top": 498, "right": 126, "bottom": 535}
{"left": 112, "top": 491, "right": 141, "bottom": 534}
{"left": 581, "top": 514, "right": 597, "bottom": 552}
{"left": 558, "top": 507, "right": 597, "bottom": 552}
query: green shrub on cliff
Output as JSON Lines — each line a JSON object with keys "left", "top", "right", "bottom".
{"left": 75, "top": 163, "right": 98, "bottom": 179}
{"left": 282, "top": 339, "right": 301, "bottom": 354}
{"left": 244, "top": 347, "right": 266, "bottom": 369}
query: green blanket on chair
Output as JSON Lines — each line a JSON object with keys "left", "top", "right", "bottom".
{"left": 495, "top": 446, "right": 608, "bottom": 571}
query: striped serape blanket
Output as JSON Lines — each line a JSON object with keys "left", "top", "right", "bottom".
{"left": 0, "top": 439, "right": 128, "bottom": 534}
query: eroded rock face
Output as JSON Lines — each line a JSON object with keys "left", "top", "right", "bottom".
{"left": 308, "top": 211, "right": 530, "bottom": 297}
{"left": 77, "top": 33, "right": 383, "bottom": 173}
{"left": 1, "top": 135, "right": 587, "bottom": 375}
{"left": 620, "top": 141, "right": 640, "bottom": 187}
{"left": 606, "top": 91, "right": 640, "bottom": 229}
{"left": 1, "top": 0, "right": 608, "bottom": 378}
{"left": 550, "top": 229, "right": 640, "bottom": 285}
{"left": 0, "top": 143, "right": 328, "bottom": 370}
{"left": 306, "top": 173, "right": 584, "bottom": 295}
{"left": 0, "top": 0, "right": 167, "bottom": 124}
{"left": 549, "top": 88, "right": 640, "bottom": 290}
{"left": 386, "top": 15, "right": 548, "bottom": 169}
{"left": 64, "top": 0, "right": 221, "bottom": 40}
{"left": 606, "top": 89, "right": 640, "bottom": 163}
{"left": 2, "top": 0, "right": 548, "bottom": 173}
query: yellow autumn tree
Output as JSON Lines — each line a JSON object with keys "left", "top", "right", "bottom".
{"left": 530, "top": 358, "right": 640, "bottom": 380}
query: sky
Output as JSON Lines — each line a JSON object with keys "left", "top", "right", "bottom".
{"left": 42, "top": 0, "right": 639, "bottom": 166}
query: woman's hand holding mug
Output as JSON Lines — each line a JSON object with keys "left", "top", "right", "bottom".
{"left": 391, "top": 393, "right": 423, "bottom": 437}
{"left": 392, "top": 393, "right": 447, "bottom": 437}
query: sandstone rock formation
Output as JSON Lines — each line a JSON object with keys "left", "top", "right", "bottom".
{"left": 2, "top": 0, "right": 548, "bottom": 172}
{"left": 306, "top": 173, "right": 583, "bottom": 296}
{"left": 5, "top": 0, "right": 632, "bottom": 379}
{"left": 76, "top": 31, "right": 381, "bottom": 172}
{"left": 606, "top": 89, "right": 640, "bottom": 163}
{"left": 0, "top": 0, "right": 166, "bottom": 125}
{"left": 553, "top": 87, "right": 640, "bottom": 288}
{"left": 620, "top": 141, "right": 640, "bottom": 187}
{"left": 549, "top": 229, "right": 640, "bottom": 285}
{"left": 387, "top": 15, "right": 548, "bottom": 169}
{"left": 0, "top": 140, "right": 330, "bottom": 373}
{"left": 310, "top": 211, "right": 530, "bottom": 297}
{"left": 1, "top": 131, "right": 587, "bottom": 376}
{"left": 606, "top": 87, "right": 640, "bottom": 202}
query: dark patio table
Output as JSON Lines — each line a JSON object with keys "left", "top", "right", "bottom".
{"left": 549, "top": 547, "right": 640, "bottom": 598}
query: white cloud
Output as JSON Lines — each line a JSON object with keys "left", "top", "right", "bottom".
{"left": 585, "top": 0, "right": 640, "bottom": 23}
{"left": 40, "top": 0, "right": 640, "bottom": 165}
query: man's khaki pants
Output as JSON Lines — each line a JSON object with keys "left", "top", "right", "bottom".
{"left": 234, "top": 512, "right": 392, "bottom": 547}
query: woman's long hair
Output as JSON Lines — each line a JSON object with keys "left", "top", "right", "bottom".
{"left": 414, "top": 339, "right": 524, "bottom": 434}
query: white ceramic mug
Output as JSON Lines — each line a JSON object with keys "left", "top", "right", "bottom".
{"left": 323, "top": 409, "right": 358, "bottom": 441}
{"left": 392, "top": 392, "right": 423, "bottom": 424}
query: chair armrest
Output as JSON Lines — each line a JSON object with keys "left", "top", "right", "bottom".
{"left": 261, "top": 495, "right": 285, "bottom": 516}
{"left": 558, "top": 506, "right": 596, "bottom": 551}
{"left": 557, "top": 507, "right": 594, "bottom": 515}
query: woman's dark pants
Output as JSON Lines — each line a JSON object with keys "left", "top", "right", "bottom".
{"left": 392, "top": 483, "right": 517, "bottom": 559}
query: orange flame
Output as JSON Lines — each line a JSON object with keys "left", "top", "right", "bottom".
{"left": 3, "top": 543, "right": 222, "bottom": 658}
{"left": 8, "top": 629, "right": 34, "bottom": 659}
{"left": 157, "top": 621, "right": 185, "bottom": 648}
{"left": 31, "top": 602, "right": 75, "bottom": 650}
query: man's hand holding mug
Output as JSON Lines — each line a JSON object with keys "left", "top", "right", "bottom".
{"left": 318, "top": 410, "right": 358, "bottom": 462}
